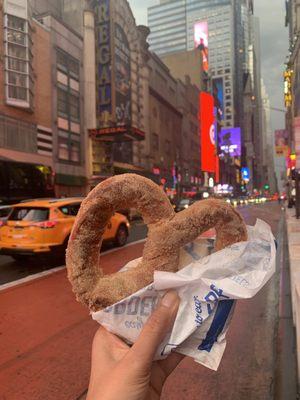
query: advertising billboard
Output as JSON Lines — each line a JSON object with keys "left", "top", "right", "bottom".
{"left": 200, "top": 92, "right": 215, "bottom": 172}
{"left": 241, "top": 167, "right": 250, "bottom": 182}
{"left": 275, "top": 129, "right": 289, "bottom": 157}
{"left": 212, "top": 78, "right": 224, "bottom": 120}
{"left": 219, "top": 127, "right": 241, "bottom": 157}
{"left": 194, "top": 21, "right": 209, "bottom": 72}
{"left": 115, "top": 23, "right": 131, "bottom": 126}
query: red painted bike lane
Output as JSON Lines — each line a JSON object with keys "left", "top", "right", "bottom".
{"left": 0, "top": 203, "right": 281, "bottom": 400}
{"left": 0, "top": 243, "right": 145, "bottom": 400}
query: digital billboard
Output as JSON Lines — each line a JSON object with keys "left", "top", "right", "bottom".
{"left": 241, "top": 167, "right": 250, "bottom": 182}
{"left": 212, "top": 78, "right": 224, "bottom": 120}
{"left": 194, "top": 21, "right": 209, "bottom": 72}
{"left": 200, "top": 92, "right": 215, "bottom": 172}
{"left": 219, "top": 127, "right": 241, "bottom": 157}
{"left": 275, "top": 129, "right": 289, "bottom": 157}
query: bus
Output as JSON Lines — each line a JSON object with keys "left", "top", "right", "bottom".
{"left": 0, "top": 159, "right": 55, "bottom": 204}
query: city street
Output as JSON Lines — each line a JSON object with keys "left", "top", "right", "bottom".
{"left": 0, "top": 202, "right": 292, "bottom": 400}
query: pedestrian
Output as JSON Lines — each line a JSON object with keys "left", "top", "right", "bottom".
{"left": 86, "top": 290, "right": 181, "bottom": 400}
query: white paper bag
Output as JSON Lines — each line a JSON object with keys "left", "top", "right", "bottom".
{"left": 92, "top": 219, "right": 276, "bottom": 371}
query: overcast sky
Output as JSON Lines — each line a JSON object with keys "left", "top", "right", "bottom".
{"left": 128, "top": 0, "right": 288, "bottom": 131}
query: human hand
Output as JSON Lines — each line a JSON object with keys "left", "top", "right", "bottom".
{"left": 87, "top": 290, "right": 183, "bottom": 400}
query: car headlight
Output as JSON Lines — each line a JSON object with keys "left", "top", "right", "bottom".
{"left": 184, "top": 204, "right": 189, "bottom": 209}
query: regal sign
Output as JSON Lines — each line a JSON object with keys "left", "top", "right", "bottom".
{"left": 95, "top": 0, "right": 113, "bottom": 127}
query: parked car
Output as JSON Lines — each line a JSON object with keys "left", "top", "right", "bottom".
{"left": 0, "top": 198, "right": 130, "bottom": 261}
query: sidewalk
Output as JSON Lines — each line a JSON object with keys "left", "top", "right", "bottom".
{"left": 0, "top": 242, "right": 145, "bottom": 400}
{"left": 285, "top": 208, "right": 300, "bottom": 388}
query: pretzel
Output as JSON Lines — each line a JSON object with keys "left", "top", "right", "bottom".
{"left": 66, "top": 174, "right": 247, "bottom": 311}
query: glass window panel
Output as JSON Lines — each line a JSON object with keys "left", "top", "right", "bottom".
{"left": 7, "top": 29, "right": 26, "bottom": 45}
{"left": 70, "top": 142, "right": 80, "bottom": 162}
{"left": 57, "top": 50, "right": 68, "bottom": 71}
{"left": 57, "top": 88, "right": 68, "bottom": 116}
{"left": 8, "top": 43, "right": 27, "bottom": 59}
{"left": 69, "top": 94, "right": 80, "bottom": 121}
{"left": 8, "top": 85, "right": 27, "bottom": 100}
{"left": 69, "top": 58, "right": 79, "bottom": 78}
{"left": 58, "top": 137, "right": 69, "bottom": 160}
{"left": 7, "top": 15, "right": 26, "bottom": 32}
{"left": 7, "top": 71, "right": 27, "bottom": 87}
{"left": 7, "top": 57, "right": 27, "bottom": 72}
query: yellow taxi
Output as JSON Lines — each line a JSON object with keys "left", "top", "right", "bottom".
{"left": 0, "top": 198, "right": 130, "bottom": 261}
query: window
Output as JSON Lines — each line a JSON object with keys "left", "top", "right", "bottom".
{"left": 152, "top": 133, "right": 159, "bottom": 151}
{"left": 7, "top": 15, "right": 26, "bottom": 32}
{"left": 7, "top": 71, "right": 27, "bottom": 87}
{"left": 58, "top": 132, "right": 81, "bottom": 163}
{"left": 56, "top": 49, "right": 80, "bottom": 124}
{"left": 7, "top": 29, "right": 26, "bottom": 45}
{"left": 59, "top": 203, "right": 81, "bottom": 216}
{"left": 7, "top": 57, "right": 27, "bottom": 72}
{"left": 4, "top": 14, "right": 31, "bottom": 106}
{"left": 70, "top": 141, "right": 80, "bottom": 162}
{"left": 57, "top": 49, "right": 79, "bottom": 79}
{"left": 69, "top": 58, "right": 79, "bottom": 78}
{"left": 69, "top": 94, "right": 80, "bottom": 121}
{"left": 9, "top": 207, "right": 49, "bottom": 222}
{"left": 57, "top": 50, "right": 68, "bottom": 72}
{"left": 58, "top": 136, "right": 69, "bottom": 160}
{"left": 8, "top": 86, "right": 27, "bottom": 100}
{"left": 8, "top": 43, "right": 27, "bottom": 59}
{"left": 57, "top": 88, "right": 68, "bottom": 116}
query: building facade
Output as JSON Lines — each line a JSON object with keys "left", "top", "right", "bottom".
{"left": 0, "top": 1, "right": 54, "bottom": 192}
{"left": 0, "top": 0, "right": 87, "bottom": 198}
{"left": 148, "top": 0, "right": 262, "bottom": 191}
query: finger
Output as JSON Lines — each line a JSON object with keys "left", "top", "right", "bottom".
{"left": 90, "top": 327, "right": 129, "bottom": 376}
{"left": 126, "top": 290, "right": 180, "bottom": 368}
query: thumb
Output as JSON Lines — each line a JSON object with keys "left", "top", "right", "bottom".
{"left": 126, "top": 290, "right": 180, "bottom": 368}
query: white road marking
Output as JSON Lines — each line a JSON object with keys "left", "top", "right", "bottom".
{"left": 0, "top": 238, "right": 146, "bottom": 292}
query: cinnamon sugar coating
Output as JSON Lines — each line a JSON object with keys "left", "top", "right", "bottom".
{"left": 66, "top": 174, "right": 247, "bottom": 311}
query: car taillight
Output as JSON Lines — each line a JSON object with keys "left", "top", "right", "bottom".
{"left": 33, "top": 220, "right": 57, "bottom": 229}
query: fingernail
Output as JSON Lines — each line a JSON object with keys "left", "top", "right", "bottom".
{"left": 161, "top": 290, "right": 179, "bottom": 308}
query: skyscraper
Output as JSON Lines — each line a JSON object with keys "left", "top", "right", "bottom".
{"left": 148, "top": 0, "right": 236, "bottom": 127}
{"left": 148, "top": 0, "right": 261, "bottom": 189}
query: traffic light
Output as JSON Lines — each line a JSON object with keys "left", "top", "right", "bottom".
{"left": 264, "top": 184, "right": 270, "bottom": 190}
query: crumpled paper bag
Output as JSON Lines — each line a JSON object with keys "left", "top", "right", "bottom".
{"left": 92, "top": 219, "right": 276, "bottom": 371}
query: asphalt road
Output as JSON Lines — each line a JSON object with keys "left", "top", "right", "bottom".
{"left": 0, "top": 219, "right": 148, "bottom": 285}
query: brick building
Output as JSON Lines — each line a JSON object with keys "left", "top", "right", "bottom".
{"left": 0, "top": 0, "right": 87, "bottom": 199}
